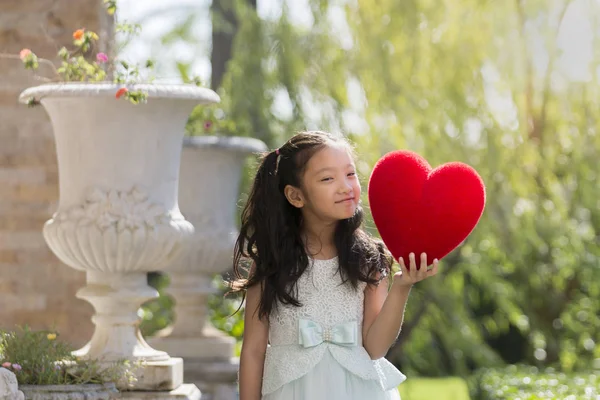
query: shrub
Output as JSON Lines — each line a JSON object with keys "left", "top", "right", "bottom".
{"left": 0, "top": 327, "right": 135, "bottom": 387}
{"left": 471, "top": 364, "right": 599, "bottom": 400}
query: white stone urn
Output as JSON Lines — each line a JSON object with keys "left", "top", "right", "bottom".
{"left": 150, "top": 136, "right": 266, "bottom": 361}
{"left": 18, "top": 83, "right": 220, "bottom": 390}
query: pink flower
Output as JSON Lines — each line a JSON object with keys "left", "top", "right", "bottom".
{"left": 203, "top": 121, "right": 213, "bottom": 131}
{"left": 19, "top": 49, "right": 32, "bottom": 60}
{"left": 11, "top": 364, "right": 21, "bottom": 371}
{"left": 96, "top": 52, "right": 108, "bottom": 63}
{"left": 1, "top": 362, "right": 11, "bottom": 368}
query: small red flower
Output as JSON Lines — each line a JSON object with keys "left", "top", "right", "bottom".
{"left": 203, "top": 121, "right": 213, "bottom": 131}
{"left": 115, "top": 87, "right": 129, "bottom": 99}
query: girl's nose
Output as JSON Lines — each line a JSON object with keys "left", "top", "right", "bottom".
{"left": 339, "top": 181, "right": 352, "bottom": 194}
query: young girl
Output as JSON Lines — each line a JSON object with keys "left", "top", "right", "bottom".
{"left": 232, "top": 131, "right": 439, "bottom": 400}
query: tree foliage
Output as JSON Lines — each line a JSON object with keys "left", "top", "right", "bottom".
{"left": 166, "top": 0, "right": 600, "bottom": 376}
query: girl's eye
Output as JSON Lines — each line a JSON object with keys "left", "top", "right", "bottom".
{"left": 347, "top": 172, "right": 356, "bottom": 177}
{"left": 321, "top": 177, "right": 333, "bottom": 182}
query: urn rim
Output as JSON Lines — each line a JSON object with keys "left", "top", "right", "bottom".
{"left": 183, "top": 135, "right": 267, "bottom": 154}
{"left": 19, "top": 82, "right": 220, "bottom": 104}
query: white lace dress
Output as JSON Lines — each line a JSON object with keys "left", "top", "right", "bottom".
{"left": 261, "top": 257, "right": 406, "bottom": 400}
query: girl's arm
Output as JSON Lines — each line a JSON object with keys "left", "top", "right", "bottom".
{"left": 362, "top": 252, "right": 438, "bottom": 359}
{"left": 239, "top": 277, "right": 269, "bottom": 400}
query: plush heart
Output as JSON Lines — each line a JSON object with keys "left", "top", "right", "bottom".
{"left": 368, "top": 150, "right": 486, "bottom": 268}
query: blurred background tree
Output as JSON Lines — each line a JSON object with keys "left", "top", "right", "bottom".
{"left": 136, "top": 0, "right": 599, "bottom": 378}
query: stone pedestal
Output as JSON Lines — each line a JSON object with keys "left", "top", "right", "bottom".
{"left": 149, "top": 274, "right": 236, "bottom": 360}
{"left": 70, "top": 272, "right": 184, "bottom": 390}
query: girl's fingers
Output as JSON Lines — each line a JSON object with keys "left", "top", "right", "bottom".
{"left": 419, "top": 253, "right": 427, "bottom": 279}
{"left": 409, "top": 252, "right": 417, "bottom": 270}
{"left": 398, "top": 256, "right": 409, "bottom": 276}
{"left": 420, "top": 252, "right": 428, "bottom": 273}
{"left": 420, "top": 252, "right": 427, "bottom": 268}
{"left": 427, "top": 259, "right": 439, "bottom": 276}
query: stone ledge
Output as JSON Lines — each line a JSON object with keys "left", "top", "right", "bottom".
{"left": 119, "top": 384, "right": 201, "bottom": 400}
{"left": 131, "top": 358, "right": 184, "bottom": 392}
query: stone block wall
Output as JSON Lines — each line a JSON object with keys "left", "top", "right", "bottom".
{"left": 0, "top": 0, "right": 112, "bottom": 347}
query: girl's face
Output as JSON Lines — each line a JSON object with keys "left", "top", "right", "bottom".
{"left": 286, "top": 143, "right": 361, "bottom": 222}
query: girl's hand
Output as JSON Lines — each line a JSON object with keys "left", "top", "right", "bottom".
{"left": 393, "top": 252, "right": 439, "bottom": 288}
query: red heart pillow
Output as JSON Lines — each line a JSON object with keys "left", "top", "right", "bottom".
{"left": 368, "top": 150, "right": 486, "bottom": 267}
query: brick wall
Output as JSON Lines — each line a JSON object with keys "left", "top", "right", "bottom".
{"left": 0, "top": 0, "right": 112, "bottom": 347}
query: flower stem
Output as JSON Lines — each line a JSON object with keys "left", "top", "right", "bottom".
{"left": 0, "top": 53, "right": 60, "bottom": 78}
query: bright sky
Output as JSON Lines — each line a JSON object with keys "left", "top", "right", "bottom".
{"left": 117, "top": 0, "right": 317, "bottom": 82}
{"left": 117, "top": 0, "right": 597, "bottom": 133}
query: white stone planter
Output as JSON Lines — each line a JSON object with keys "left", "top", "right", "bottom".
{"left": 178, "top": 136, "right": 267, "bottom": 278}
{"left": 18, "top": 83, "right": 220, "bottom": 390}
{"left": 150, "top": 136, "right": 266, "bottom": 362}
{"left": 19, "top": 383, "right": 117, "bottom": 400}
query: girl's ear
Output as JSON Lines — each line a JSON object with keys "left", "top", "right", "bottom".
{"left": 284, "top": 185, "right": 305, "bottom": 208}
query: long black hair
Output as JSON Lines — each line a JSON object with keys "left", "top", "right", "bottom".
{"left": 230, "top": 131, "right": 393, "bottom": 320}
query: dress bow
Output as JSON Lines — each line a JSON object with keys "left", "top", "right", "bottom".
{"left": 298, "top": 319, "right": 358, "bottom": 348}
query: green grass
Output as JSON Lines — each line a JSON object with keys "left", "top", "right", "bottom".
{"left": 398, "top": 377, "right": 471, "bottom": 400}
{"left": 472, "top": 365, "right": 600, "bottom": 400}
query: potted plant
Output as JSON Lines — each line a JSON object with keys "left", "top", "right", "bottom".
{"left": 0, "top": 327, "right": 135, "bottom": 399}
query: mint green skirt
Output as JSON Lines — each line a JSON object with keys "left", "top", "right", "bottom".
{"left": 262, "top": 350, "right": 401, "bottom": 400}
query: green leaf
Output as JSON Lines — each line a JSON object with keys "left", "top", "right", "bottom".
{"left": 57, "top": 47, "right": 69, "bottom": 60}
{"left": 176, "top": 62, "right": 191, "bottom": 83}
